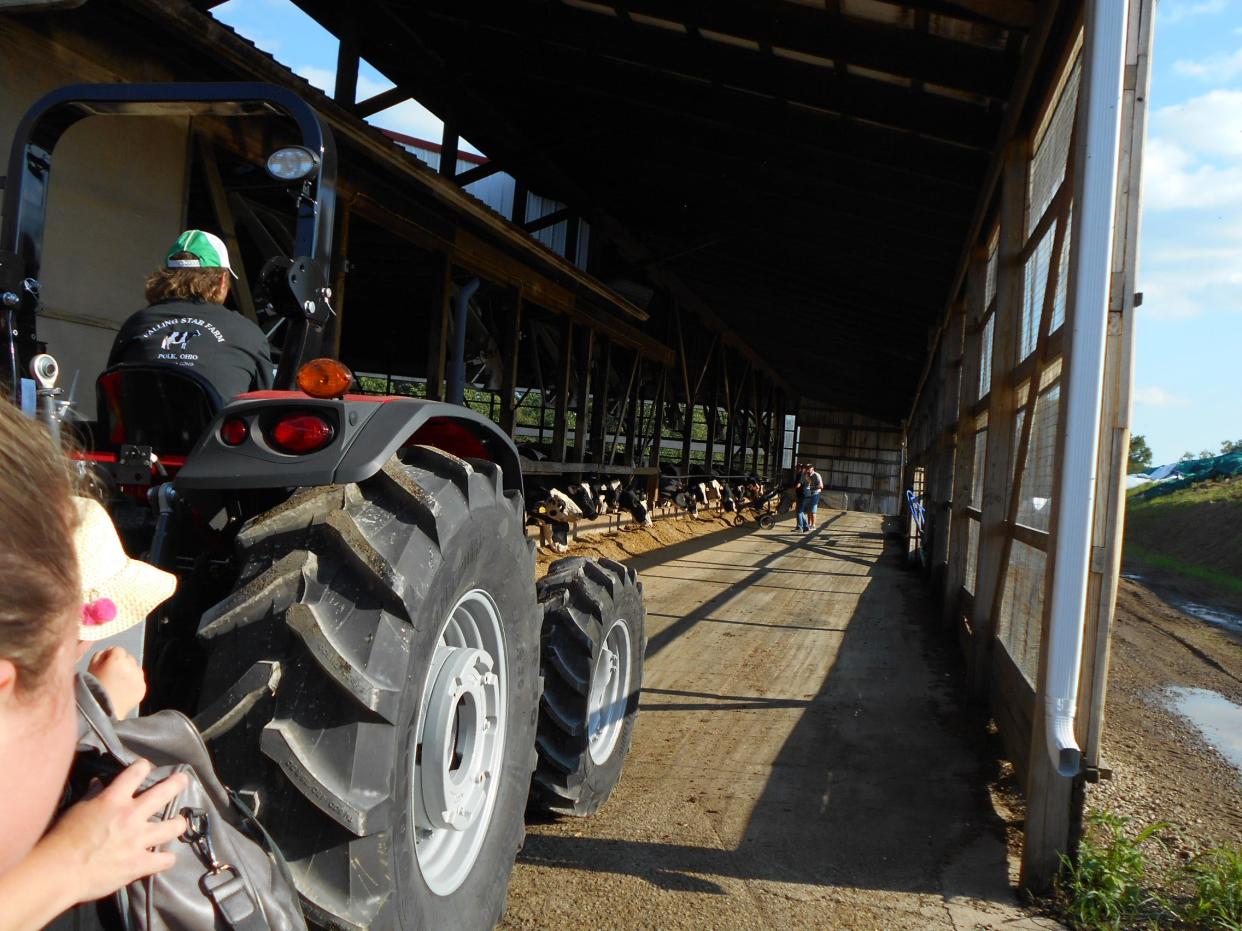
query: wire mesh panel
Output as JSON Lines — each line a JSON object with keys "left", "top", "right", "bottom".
{"left": 997, "top": 541, "right": 1048, "bottom": 684}
{"left": 965, "top": 516, "right": 981, "bottom": 594}
{"left": 979, "top": 314, "right": 995, "bottom": 398}
{"left": 1016, "top": 383, "right": 1061, "bottom": 531}
{"left": 1029, "top": 59, "right": 1082, "bottom": 234}
{"left": 971, "top": 427, "right": 988, "bottom": 508}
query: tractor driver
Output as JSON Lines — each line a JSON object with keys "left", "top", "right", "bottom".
{"left": 108, "top": 230, "right": 274, "bottom": 403}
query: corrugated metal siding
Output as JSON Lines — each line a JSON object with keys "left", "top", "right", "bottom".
{"left": 796, "top": 400, "right": 903, "bottom": 515}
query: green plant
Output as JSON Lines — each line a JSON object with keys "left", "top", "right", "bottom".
{"left": 1183, "top": 847, "right": 1242, "bottom": 930}
{"left": 1057, "top": 811, "right": 1172, "bottom": 930}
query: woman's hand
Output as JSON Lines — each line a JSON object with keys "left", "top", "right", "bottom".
{"left": 39, "top": 760, "right": 188, "bottom": 902}
{"left": 88, "top": 646, "right": 147, "bottom": 718}
{"left": 0, "top": 761, "right": 188, "bottom": 931}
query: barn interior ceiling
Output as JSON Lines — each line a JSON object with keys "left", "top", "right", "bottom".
{"left": 286, "top": 0, "right": 1042, "bottom": 418}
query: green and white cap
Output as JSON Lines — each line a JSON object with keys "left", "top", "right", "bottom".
{"left": 165, "top": 229, "right": 236, "bottom": 278}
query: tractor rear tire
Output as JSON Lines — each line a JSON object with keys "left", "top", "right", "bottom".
{"left": 193, "top": 448, "right": 540, "bottom": 931}
{"left": 531, "top": 557, "right": 645, "bottom": 816}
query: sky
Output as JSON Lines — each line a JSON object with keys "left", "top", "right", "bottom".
{"left": 212, "top": 0, "right": 1240, "bottom": 466}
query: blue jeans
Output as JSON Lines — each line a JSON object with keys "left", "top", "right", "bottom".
{"left": 797, "top": 491, "right": 820, "bottom": 530}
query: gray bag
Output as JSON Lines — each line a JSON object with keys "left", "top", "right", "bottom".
{"left": 73, "top": 677, "right": 308, "bottom": 931}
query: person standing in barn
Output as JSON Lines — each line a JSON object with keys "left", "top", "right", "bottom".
{"left": 108, "top": 230, "right": 274, "bottom": 402}
{"left": 798, "top": 463, "right": 824, "bottom": 532}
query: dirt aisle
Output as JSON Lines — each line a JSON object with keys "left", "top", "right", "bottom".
{"left": 502, "top": 511, "right": 1054, "bottom": 930}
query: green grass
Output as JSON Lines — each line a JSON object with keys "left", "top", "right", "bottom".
{"left": 1122, "top": 544, "right": 1242, "bottom": 596}
{"left": 1056, "top": 812, "right": 1242, "bottom": 930}
{"left": 1129, "top": 476, "right": 1242, "bottom": 510}
{"left": 1183, "top": 847, "right": 1242, "bottom": 931}
{"left": 1057, "top": 811, "right": 1173, "bottom": 930}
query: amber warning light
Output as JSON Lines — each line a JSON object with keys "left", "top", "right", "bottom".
{"left": 297, "top": 358, "right": 353, "bottom": 399}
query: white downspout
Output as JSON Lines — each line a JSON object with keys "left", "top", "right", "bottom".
{"left": 1045, "top": 0, "right": 1129, "bottom": 778}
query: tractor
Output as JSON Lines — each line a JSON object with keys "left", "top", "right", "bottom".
{"left": 1, "top": 83, "right": 645, "bottom": 930}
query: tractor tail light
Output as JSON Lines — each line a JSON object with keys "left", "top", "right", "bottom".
{"left": 220, "top": 417, "right": 249, "bottom": 446}
{"left": 269, "top": 414, "right": 334, "bottom": 454}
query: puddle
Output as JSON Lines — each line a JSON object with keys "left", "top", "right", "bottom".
{"left": 1121, "top": 571, "right": 1147, "bottom": 582}
{"left": 1165, "top": 687, "right": 1242, "bottom": 774}
{"left": 1169, "top": 600, "right": 1242, "bottom": 635}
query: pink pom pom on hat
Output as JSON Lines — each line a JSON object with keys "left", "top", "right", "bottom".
{"left": 73, "top": 498, "right": 177, "bottom": 641}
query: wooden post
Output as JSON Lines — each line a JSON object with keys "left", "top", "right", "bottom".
{"left": 674, "top": 306, "right": 695, "bottom": 472}
{"left": 424, "top": 253, "right": 452, "bottom": 401}
{"left": 498, "top": 289, "right": 524, "bottom": 437}
{"left": 564, "top": 214, "right": 580, "bottom": 267}
{"left": 704, "top": 360, "right": 720, "bottom": 470}
{"left": 1079, "top": 0, "right": 1154, "bottom": 774}
{"left": 589, "top": 335, "right": 611, "bottom": 459}
{"left": 750, "top": 373, "right": 762, "bottom": 474}
{"left": 511, "top": 181, "right": 528, "bottom": 225}
{"left": 649, "top": 367, "right": 666, "bottom": 469}
{"left": 624, "top": 358, "right": 642, "bottom": 465}
{"left": 552, "top": 320, "right": 573, "bottom": 458}
{"left": 970, "top": 140, "right": 1029, "bottom": 699}
{"left": 328, "top": 202, "right": 351, "bottom": 359}
{"left": 1023, "top": 0, "right": 1155, "bottom": 891}
{"left": 197, "top": 138, "right": 258, "bottom": 324}
{"left": 721, "top": 353, "right": 734, "bottom": 475}
{"left": 439, "top": 118, "right": 458, "bottom": 178}
{"left": 333, "top": 22, "right": 359, "bottom": 105}
{"left": 573, "top": 327, "right": 594, "bottom": 462}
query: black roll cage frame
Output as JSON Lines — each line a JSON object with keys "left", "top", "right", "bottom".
{"left": 0, "top": 81, "right": 339, "bottom": 398}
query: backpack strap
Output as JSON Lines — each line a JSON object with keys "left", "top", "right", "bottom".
{"left": 75, "top": 674, "right": 131, "bottom": 763}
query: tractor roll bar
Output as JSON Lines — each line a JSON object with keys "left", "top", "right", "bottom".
{"left": 0, "top": 82, "right": 338, "bottom": 395}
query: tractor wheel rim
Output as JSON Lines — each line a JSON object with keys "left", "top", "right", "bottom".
{"left": 413, "top": 589, "right": 507, "bottom": 896}
{"left": 587, "top": 618, "right": 632, "bottom": 765}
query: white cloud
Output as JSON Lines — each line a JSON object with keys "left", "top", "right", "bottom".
{"left": 1161, "top": 0, "right": 1228, "bottom": 23}
{"left": 1173, "top": 47, "right": 1242, "bottom": 81}
{"left": 1150, "top": 90, "right": 1242, "bottom": 160}
{"left": 1133, "top": 387, "right": 1190, "bottom": 407}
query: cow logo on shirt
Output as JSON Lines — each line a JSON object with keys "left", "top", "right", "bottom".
{"left": 160, "top": 329, "right": 202, "bottom": 351}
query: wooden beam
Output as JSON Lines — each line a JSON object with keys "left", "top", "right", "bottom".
{"left": 454, "top": 159, "right": 505, "bottom": 187}
{"left": 523, "top": 207, "right": 571, "bottom": 234}
{"left": 356, "top": 85, "right": 411, "bottom": 118}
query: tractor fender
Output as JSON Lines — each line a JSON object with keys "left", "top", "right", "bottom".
{"left": 175, "top": 393, "right": 522, "bottom": 493}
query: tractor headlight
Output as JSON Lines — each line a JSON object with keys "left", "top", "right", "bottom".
{"left": 265, "top": 146, "right": 319, "bottom": 181}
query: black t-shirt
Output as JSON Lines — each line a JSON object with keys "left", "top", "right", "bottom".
{"left": 108, "top": 299, "right": 274, "bottom": 401}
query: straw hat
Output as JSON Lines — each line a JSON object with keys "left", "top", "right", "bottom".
{"left": 73, "top": 497, "right": 177, "bottom": 641}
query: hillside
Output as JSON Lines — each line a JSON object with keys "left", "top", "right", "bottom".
{"left": 1125, "top": 474, "right": 1242, "bottom": 603}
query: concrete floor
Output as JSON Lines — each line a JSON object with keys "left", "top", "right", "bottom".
{"left": 501, "top": 511, "right": 1059, "bottom": 931}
